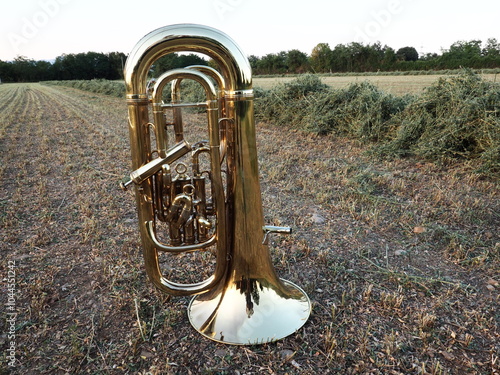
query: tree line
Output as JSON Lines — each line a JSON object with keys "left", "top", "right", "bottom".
{"left": 1, "top": 38, "right": 499, "bottom": 82}
{"left": 0, "top": 52, "right": 127, "bottom": 82}
{"left": 250, "top": 38, "right": 500, "bottom": 75}
{"left": 0, "top": 51, "right": 210, "bottom": 83}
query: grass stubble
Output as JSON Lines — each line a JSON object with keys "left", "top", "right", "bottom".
{"left": 0, "top": 82, "right": 498, "bottom": 374}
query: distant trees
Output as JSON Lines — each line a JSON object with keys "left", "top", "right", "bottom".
{"left": 51, "top": 52, "right": 126, "bottom": 81}
{"left": 396, "top": 47, "right": 419, "bottom": 61}
{"left": 1, "top": 38, "right": 500, "bottom": 82}
{"left": 0, "top": 51, "right": 207, "bottom": 83}
{"left": 483, "top": 38, "right": 500, "bottom": 57}
{"left": 0, "top": 52, "right": 126, "bottom": 82}
{"left": 250, "top": 39, "right": 500, "bottom": 74}
{"left": 420, "top": 38, "right": 500, "bottom": 70}
{"left": 310, "top": 43, "right": 332, "bottom": 72}
{"left": 0, "top": 56, "right": 55, "bottom": 82}
{"left": 309, "top": 42, "right": 400, "bottom": 72}
{"left": 250, "top": 50, "right": 309, "bottom": 75}
{"left": 149, "top": 53, "right": 208, "bottom": 77}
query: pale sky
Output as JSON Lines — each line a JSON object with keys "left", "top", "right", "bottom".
{"left": 1, "top": 0, "right": 498, "bottom": 62}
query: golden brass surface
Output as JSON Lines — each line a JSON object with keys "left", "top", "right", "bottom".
{"left": 122, "top": 24, "right": 310, "bottom": 345}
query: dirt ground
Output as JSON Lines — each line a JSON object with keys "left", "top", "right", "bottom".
{"left": 0, "top": 83, "right": 498, "bottom": 374}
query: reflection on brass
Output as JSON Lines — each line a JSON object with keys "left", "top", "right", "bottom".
{"left": 122, "top": 24, "right": 311, "bottom": 345}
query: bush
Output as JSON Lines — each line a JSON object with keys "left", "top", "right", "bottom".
{"left": 256, "top": 74, "right": 328, "bottom": 125}
{"left": 173, "top": 79, "right": 207, "bottom": 113}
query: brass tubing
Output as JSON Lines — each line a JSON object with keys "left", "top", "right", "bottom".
{"left": 170, "top": 65, "right": 227, "bottom": 162}
{"left": 121, "top": 140, "right": 191, "bottom": 190}
{"left": 192, "top": 176, "right": 208, "bottom": 242}
{"left": 129, "top": 65, "right": 227, "bottom": 295}
{"left": 145, "top": 220, "right": 216, "bottom": 253}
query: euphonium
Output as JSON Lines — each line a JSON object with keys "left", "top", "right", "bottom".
{"left": 122, "top": 24, "right": 311, "bottom": 345}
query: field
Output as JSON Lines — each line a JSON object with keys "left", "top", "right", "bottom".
{"left": 254, "top": 73, "right": 499, "bottom": 95}
{"left": 0, "top": 82, "right": 499, "bottom": 374}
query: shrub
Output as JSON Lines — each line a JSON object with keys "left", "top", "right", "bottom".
{"left": 46, "top": 71, "right": 500, "bottom": 175}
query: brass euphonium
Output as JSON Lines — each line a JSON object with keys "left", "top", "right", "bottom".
{"left": 122, "top": 24, "right": 311, "bottom": 345}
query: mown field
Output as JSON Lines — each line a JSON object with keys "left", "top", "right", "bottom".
{"left": 254, "top": 73, "right": 499, "bottom": 95}
{"left": 0, "top": 80, "right": 499, "bottom": 374}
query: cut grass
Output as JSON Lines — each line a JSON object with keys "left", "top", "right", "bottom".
{"left": 256, "top": 70, "right": 500, "bottom": 177}
{"left": 255, "top": 71, "right": 500, "bottom": 95}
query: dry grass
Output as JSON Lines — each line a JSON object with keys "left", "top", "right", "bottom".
{"left": 0, "top": 83, "right": 498, "bottom": 374}
{"left": 254, "top": 73, "right": 499, "bottom": 95}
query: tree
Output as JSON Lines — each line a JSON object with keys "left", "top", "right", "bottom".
{"left": 34, "top": 60, "right": 53, "bottom": 81}
{"left": 347, "top": 42, "right": 370, "bottom": 71}
{"left": 12, "top": 56, "right": 38, "bottom": 82}
{"left": 440, "top": 40, "right": 483, "bottom": 69}
{"left": 396, "top": 47, "right": 419, "bottom": 61}
{"left": 286, "top": 49, "right": 309, "bottom": 73}
{"left": 149, "top": 53, "right": 207, "bottom": 77}
{"left": 330, "top": 44, "right": 350, "bottom": 72}
{"left": 382, "top": 47, "right": 397, "bottom": 69}
{"left": 256, "top": 53, "right": 287, "bottom": 74}
{"left": 448, "top": 40, "right": 482, "bottom": 58}
{"left": 310, "top": 43, "right": 332, "bottom": 73}
{"left": 483, "top": 38, "right": 500, "bottom": 57}
{"left": 107, "top": 52, "right": 126, "bottom": 80}
{"left": 0, "top": 60, "right": 15, "bottom": 82}
{"left": 52, "top": 53, "right": 78, "bottom": 80}
{"left": 248, "top": 55, "right": 259, "bottom": 72}
{"left": 177, "top": 53, "right": 207, "bottom": 67}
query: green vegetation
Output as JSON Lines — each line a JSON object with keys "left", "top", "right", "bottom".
{"left": 44, "top": 79, "right": 126, "bottom": 97}
{"left": 379, "top": 71, "right": 500, "bottom": 172}
{"left": 256, "top": 70, "right": 500, "bottom": 175}
{"left": 2, "top": 39, "right": 500, "bottom": 82}
{"left": 256, "top": 74, "right": 410, "bottom": 139}
{"left": 0, "top": 52, "right": 126, "bottom": 82}
{"left": 252, "top": 39, "right": 500, "bottom": 74}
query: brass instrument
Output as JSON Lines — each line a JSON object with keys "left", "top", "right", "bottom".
{"left": 122, "top": 24, "right": 311, "bottom": 345}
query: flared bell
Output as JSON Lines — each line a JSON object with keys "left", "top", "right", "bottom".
{"left": 188, "top": 278, "right": 311, "bottom": 345}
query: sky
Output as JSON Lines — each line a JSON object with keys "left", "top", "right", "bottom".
{"left": 1, "top": 0, "right": 499, "bottom": 62}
